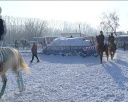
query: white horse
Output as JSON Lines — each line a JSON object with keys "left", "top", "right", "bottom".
{"left": 0, "top": 47, "right": 30, "bottom": 98}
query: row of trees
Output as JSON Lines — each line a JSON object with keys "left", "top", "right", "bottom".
{"left": 2, "top": 10, "right": 120, "bottom": 44}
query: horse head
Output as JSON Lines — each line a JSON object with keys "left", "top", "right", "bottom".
{"left": 96, "top": 35, "right": 100, "bottom": 44}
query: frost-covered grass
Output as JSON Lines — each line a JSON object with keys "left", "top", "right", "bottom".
{"left": 0, "top": 49, "right": 128, "bottom": 102}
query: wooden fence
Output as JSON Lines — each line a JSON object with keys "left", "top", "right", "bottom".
{"left": 43, "top": 46, "right": 91, "bottom": 55}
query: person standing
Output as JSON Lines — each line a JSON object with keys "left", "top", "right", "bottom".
{"left": 30, "top": 42, "right": 40, "bottom": 63}
{"left": 0, "top": 7, "right": 6, "bottom": 48}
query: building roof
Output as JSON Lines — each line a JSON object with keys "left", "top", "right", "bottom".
{"left": 105, "top": 31, "right": 126, "bottom": 36}
{"left": 61, "top": 33, "right": 85, "bottom": 37}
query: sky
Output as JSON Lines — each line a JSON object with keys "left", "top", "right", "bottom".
{"left": 0, "top": 1, "right": 128, "bottom": 32}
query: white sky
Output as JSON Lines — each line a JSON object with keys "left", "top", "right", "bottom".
{"left": 0, "top": 1, "right": 128, "bottom": 32}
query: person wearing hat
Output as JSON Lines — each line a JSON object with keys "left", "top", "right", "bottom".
{"left": 0, "top": 7, "right": 6, "bottom": 48}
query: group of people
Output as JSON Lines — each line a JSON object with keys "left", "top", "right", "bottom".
{"left": 98, "top": 31, "right": 116, "bottom": 49}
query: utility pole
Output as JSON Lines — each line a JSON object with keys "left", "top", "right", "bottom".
{"left": 79, "top": 24, "right": 81, "bottom": 37}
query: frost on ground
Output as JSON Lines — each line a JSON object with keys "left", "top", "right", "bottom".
{"left": 0, "top": 50, "right": 128, "bottom": 102}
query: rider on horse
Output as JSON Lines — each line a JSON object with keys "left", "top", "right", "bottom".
{"left": 98, "top": 31, "right": 104, "bottom": 46}
{"left": 108, "top": 33, "right": 116, "bottom": 50}
{"left": 97, "top": 31, "right": 108, "bottom": 63}
{"left": 98, "top": 31, "right": 107, "bottom": 51}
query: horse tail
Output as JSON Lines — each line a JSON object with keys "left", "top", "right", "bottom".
{"left": 19, "top": 52, "right": 30, "bottom": 73}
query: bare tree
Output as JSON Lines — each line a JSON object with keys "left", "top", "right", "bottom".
{"left": 24, "top": 18, "right": 48, "bottom": 40}
{"left": 100, "top": 10, "right": 120, "bottom": 36}
{"left": 3, "top": 16, "right": 25, "bottom": 43}
{"left": 3, "top": 16, "right": 48, "bottom": 44}
{"left": 74, "top": 22, "right": 97, "bottom": 36}
{"left": 3, "top": 15, "right": 98, "bottom": 45}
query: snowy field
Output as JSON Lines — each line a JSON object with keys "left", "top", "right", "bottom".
{"left": 0, "top": 49, "right": 128, "bottom": 102}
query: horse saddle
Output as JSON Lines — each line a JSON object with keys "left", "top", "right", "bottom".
{"left": 108, "top": 42, "right": 115, "bottom": 47}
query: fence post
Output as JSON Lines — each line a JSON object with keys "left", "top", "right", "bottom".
{"left": 124, "top": 41, "right": 126, "bottom": 51}
{"left": 46, "top": 45, "right": 48, "bottom": 54}
{"left": 70, "top": 45, "right": 71, "bottom": 55}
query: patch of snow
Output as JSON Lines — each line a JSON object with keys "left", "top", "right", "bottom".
{"left": 48, "top": 37, "right": 92, "bottom": 46}
{"left": 0, "top": 49, "right": 128, "bottom": 102}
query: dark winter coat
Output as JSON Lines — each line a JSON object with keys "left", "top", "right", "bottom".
{"left": 98, "top": 34, "right": 104, "bottom": 43}
{"left": 0, "top": 18, "right": 6, "bottom": 40}
{"left": 31, "top": 44, "right": 37, "bottom": 54}
{"left": 110, "top": 36, "right": 114, "bottom": 43}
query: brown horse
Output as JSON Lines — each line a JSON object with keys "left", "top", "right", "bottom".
{"left": 20, "top": 38, "right": 30, "bottom": 49}
{"left": 96, "top": 35, "right": 108, "bottom": 64}
{"left": 107, "top": 42, "right": 116, "bottom": 59}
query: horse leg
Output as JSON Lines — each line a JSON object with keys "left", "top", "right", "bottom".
{"left": 105, "top": 50, "right": 108, "bottom": 61}
{"left": 110, "top": 51, "right": 113, "bottom": 60}
{"left": 19, "top": 72, "right": 25, "bottom": 91}
{"left": 0, "top": 74, "right": 7, "bottom": 98}
{"left": 112, "top": 50, "right": 115, "bottom": 60}
{"left": 108, "top": 49, "right": 110, "bottom": 59}
{"left": 111, "top": 48, "right": 115, "bottom": 60}
{"left": 113, "top": 48, "right": 116, "bottom": 58}
{"left": 100, "top": 52, "right": 103, "bottom": 64}
{"left": 17, "top": 71, "right": 25, "bottom": 92}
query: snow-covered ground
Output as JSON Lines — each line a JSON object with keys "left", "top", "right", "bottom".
{"left": 0, "top": 49, "right": 128, "bottom": 102}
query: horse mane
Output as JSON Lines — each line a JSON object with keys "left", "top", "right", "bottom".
{"left": 96, "top": 35, "right": 100, "bottom": 44}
